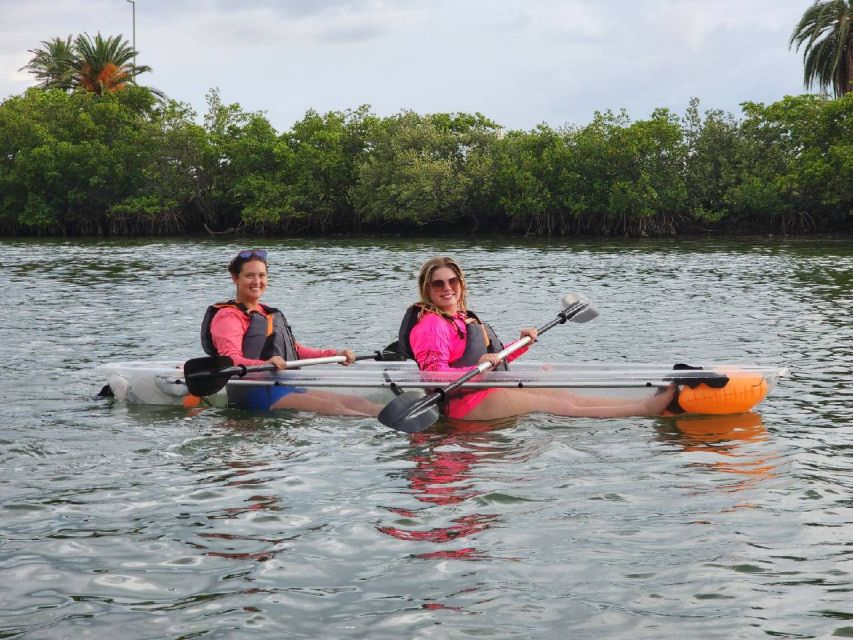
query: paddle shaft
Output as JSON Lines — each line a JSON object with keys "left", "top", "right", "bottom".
{"left": 277, "top": 350, "right": 404, "bottom": 368}
{"left": 188, "top": 352, "right": 392, "bottom": 380}
{"left": 276, "top": 352, "right": 392, "bottom": 367}
{"left": 183, "top": 342, "right": 407, "bottom": 397}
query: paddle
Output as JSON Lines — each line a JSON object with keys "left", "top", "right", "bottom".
{"left": 378, "top": 294, "right": 598, "bottom": 434}
{"left": 183, "top": 342, "right": 406, "bottom": 397}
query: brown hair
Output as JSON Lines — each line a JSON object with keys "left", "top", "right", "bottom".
{"left": 416, "top": 256, "right": 469, "bottom": 317}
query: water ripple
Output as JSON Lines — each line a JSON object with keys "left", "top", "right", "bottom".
{"left": 1, "top": 237, "right": 851, "bottom": 638}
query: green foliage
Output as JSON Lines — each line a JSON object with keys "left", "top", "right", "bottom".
{"left": 683, "top": 98, "right": 742, "bottom": 222}
{"left": 488, "top": 110, "right": 688, "bottom": 235}
{"left": 352, "top": 111, "right": 500, "bottom": 229}
{"left": 275, "top": 106, "right": 377, "bottom": 231}
{"left": 1, "top": 82, "right": 851, "bottom": 236}
{"left": 0, "top": 86, "right": 162, "bottom": 233}
{"left": 564, "top": 109, "right": 687, "bottom": 234}
{"left": 109, "top": 99, "right": 205, "bottom": 233}
{"left": 735, "top": 93, "right": 853, "bottom": 230}
{"left": 489, "top": 125, "right": 567, "bottom": 234}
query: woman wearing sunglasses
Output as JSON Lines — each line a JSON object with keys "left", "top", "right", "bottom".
{"left": 397, "top": 256, "right": 674, "bottom": 421}
{"left": 200, "top": 249, "right": 380, "bottom": 415}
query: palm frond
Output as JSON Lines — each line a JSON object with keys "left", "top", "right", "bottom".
{"left": 19, "top": 35, "right": 77, "bottom": 90}
{"left": 74, "top": 32, "right": 149, "bottom": 94}
{"left": 790, "top": 0, "right": 853, "bottom": 96}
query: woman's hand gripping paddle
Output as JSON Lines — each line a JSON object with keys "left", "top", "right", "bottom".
{"left": 183, "top": 342, "right": 407, "bottom": 397}
{"left": 377, "top": 294, "right": 598, "bottom": 434}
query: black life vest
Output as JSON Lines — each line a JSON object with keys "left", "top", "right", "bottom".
{"left": 200, "top": 301, "right": 299, "bottom": 362}
{"left": 397, "top": 304, "right": 508, "bottom": 371}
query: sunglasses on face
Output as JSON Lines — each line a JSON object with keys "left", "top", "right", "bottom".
{"left": 237, "top": 249, "right": 267, "bottom": 260}
{"left": 430, "top": 276, "right": 461, "bottom": 291}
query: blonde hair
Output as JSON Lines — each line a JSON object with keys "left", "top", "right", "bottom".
{"left": 416, "top": 256, "right": 469, "bottom": 317}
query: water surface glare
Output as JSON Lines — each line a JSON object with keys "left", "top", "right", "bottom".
{"left": 1, "top": 237, "right": 851, "bottom": 639}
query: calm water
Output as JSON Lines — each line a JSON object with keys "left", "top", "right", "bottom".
{"left": 1, "top": 236, "right": 851, "bottom": 639}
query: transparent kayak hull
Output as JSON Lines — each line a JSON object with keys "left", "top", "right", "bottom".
{"left": 98, "top": 360, "right": 788, "bottom": 416}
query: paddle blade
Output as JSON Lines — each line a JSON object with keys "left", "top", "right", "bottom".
{"left": 561, "top": 294, "right": 598, "bottom": 323}
{"left": 183, "top": 356, "right": 235, "bottom": 397}
{"left": 573, "top": 306, "right": 598, "bottom": 323}
{"left": 353, "top": 342, "right": 410, "bottom": 362}
{"left": 377, "top": 341, "right": 410, "bottom": 361}
{"left": 378, "top": 391, "right": 442, "bottom": 433}
{"left": 379, "top": 351, "right": 410, "bottom": 362}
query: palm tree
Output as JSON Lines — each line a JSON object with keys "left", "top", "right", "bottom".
{"left": 20, "top": 32, "right": 154, "bottom": 95}
{"left": 790, "top": 0, "right": 853, "bottom": 97}
{"left": 20, "top": 36, "right": 77, "bottom": 91}
{"left": 73, "top": 33, "right": 151, "bottom": 94}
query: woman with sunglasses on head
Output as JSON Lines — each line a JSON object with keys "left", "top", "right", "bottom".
{"left": 200, "top": 249, "right": 381, "bottom": 416}
{"left": 397, "top": 256, "right": 675, "bottom": 421}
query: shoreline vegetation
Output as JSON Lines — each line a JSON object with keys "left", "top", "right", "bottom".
{"left": 1, "top": 86, "right": 852, "bottom": 238}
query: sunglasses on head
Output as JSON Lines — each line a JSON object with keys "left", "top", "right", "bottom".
{"left": 237, "top": 249, "right": 267, "bottom": 260}
{"left": 430, "top": 276, "right": 461, "bottom": 291}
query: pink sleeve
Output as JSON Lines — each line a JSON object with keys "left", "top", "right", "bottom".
{"left": 411, "top": 313, "right": 529, "bottom": 370}
{"left": 410, "top": 313, "right": 477, "bottom": 373}
{"left": 295, "top": 343, "right": 339, "bottom": 359}
{"left": 209, "top": 308, "right": 265, "bottom": 367}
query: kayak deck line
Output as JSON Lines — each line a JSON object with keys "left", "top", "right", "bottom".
{"left": 97, "top": 360, "right": 787, "bottom": 416}
{"left": 105, "top": 361, "right": 787, "bottom": 388}
{"left": 227, "top": 379, "right": 676, "bottom": 389}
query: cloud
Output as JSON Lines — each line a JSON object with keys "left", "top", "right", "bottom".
{"left": 0, "top": 0, "right": 814, "bottom": 130}
{"left": 157, "top": 1, "right": 418, "bottom": 48}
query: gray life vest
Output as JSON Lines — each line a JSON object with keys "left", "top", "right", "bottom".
{"left": 397, "top": 304, "right": 508, "bottom": 371}
{"left": 200, "top": 301, "right": 299, "bottom": 362}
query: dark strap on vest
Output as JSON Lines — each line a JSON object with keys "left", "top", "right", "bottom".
{"left": 450, "top": 310, "right": 507, "bottom": 372}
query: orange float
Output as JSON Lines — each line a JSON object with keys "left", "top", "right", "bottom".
{"left": 182, "top": 394, "right": 203, "bottom": 408}
{"left": 671, "top": 370, "right": 769, "bottom": 415}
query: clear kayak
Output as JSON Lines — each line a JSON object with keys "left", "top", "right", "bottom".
{"left": 98, "top": 360, "right": 788, "bottom": 416}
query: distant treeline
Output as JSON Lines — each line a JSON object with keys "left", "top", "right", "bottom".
{"left": 1, "top": 86, "right": 851, "bottom": 237}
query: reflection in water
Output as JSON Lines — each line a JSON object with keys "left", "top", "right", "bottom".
{"left": 657, "top": 413, "right": 779, "bottom": 493}
{"left": 198, "top": 459, "right": 286, "bottom": 562}
{"left": 177, "top": 419, "right": 298, "bottom": 563}
{"left": 378, "top": 419, "right": 517, "bottom": 561}
{"left": 200, "top": 533, "right": 284, "bottom": 561}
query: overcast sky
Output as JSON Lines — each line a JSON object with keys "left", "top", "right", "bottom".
{"left": 0, "top": 0, "right": 815, "bottom": 132}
